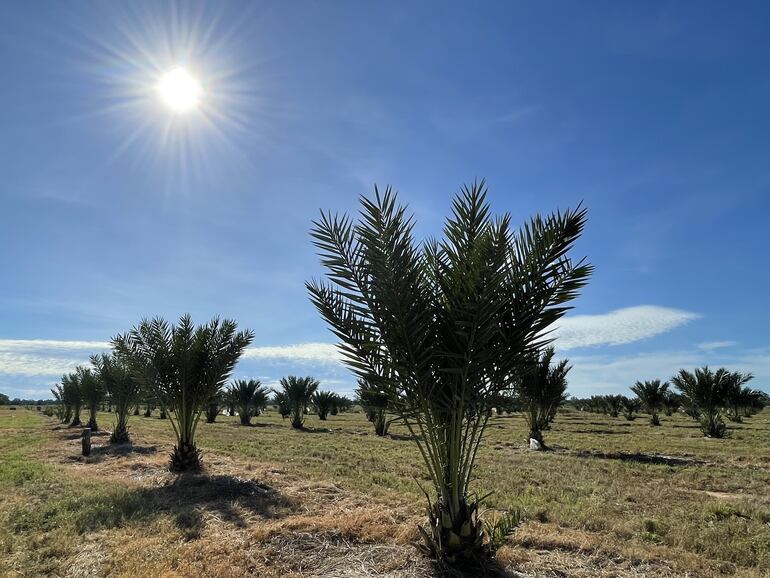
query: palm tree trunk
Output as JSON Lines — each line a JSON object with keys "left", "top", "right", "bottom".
{"left": 86, "top": 404, "right": 99, "bottom": 432}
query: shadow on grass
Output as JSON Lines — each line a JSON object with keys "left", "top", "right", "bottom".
{"left": 72, "top": 473, "right": 295, "bottom": 536}
{"left": 86, "top": 443, "right": 158, "bottom": 461}
{"left": 568, "top": 429, "right": 633, "bottom": 435}
{"left": 573, "top": 450, "right": 706, "bottom": 467}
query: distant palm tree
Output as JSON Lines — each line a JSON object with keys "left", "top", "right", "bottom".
{"left": 661, "top": 391, "right": 681, "bottom": 416}
{"left": 91, "top": 353, "right": 140, "bottom": 443}
{"left": 670, "top": 367, "right": 732, "bottom": 438}
{"left": 356, "top": 380, "right": 392, "bottom": 436}
{"left": 272, "top": 391, "right": 291, "bottom": 419}
{"left": 205, "top": 394, "right": 221, "bottom": 423}
{"left": 50, "top": 384, "right": 67, "bottom": 423}
{"left": 312, "top": 390, "right": 337, "bottom": 420}
{"left": 621, "top": 396, "right": 640, "bottom": 421}
{"left": 113, "top": 314, "right": 253, "bottom": 472}
{"left": 78, "top": 366, "right": 104, "bottom": 432}
{"left": 307, "top": 182, "right": 591, "bottom": 569}
{"left": 61, "top": 372, "right": 82, "bottom": 426}
{"left": 723, "top": 372, "right": 755, "bottom": 422}
{"left": 603, "top": 394, "right": 623, "bottom": 418}
{"left": 630, "top": 380, "right": 669, "bottom": 426}
{"left": 277, "top": 376, "right": 319, "bottom": 429}
{"left": 229, "top": 379, "right": 269, "bottom": 425}
{"left": 517, "top": 347, "right": 570, "bottom": 449}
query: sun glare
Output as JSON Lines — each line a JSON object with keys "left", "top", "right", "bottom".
{"left": 157, "top": 67, "right": 201, "bottom": 113}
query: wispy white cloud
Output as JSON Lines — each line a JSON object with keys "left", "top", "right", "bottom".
{"left": 0, "top": 339, "right": 110, "bottom": 351}
{"left": 241, "top": 343, "right": 342, "bottom": 363}
{"left": 697, "top": 340, "right": 737, "bottom": 351}
{"left": 0, "top": 351, "right": 85, "bottom": 377}
{"left": 552, "top": 305, "right": 699, "bottom": 350}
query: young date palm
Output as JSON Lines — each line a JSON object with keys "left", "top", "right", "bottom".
{"left": 517, "top": 347, "right": 570, "bottom": 449}
{"left": 229, "top": 379, "right": 268, "bottom": 425}
{"left": 113, "top": 315, "right": 253, "bottom": 472}
{"left": 277, "top": 376, "right": 319, "bottom": 429}
{"left": 273, "top": 391, "right": 291, "bottom": 419}
{"left": 61, "top": 372, "right": 82, "bottom": 426}
{"left": 670, "top": 367, "right": 731, "bottom": 438}
{"left": 603, "top": 394, "right": 623, "bottom": 418}
{"left": 307, "top": 182, "right": 591, "bottom": 570}
{"left": 621, "top": 396, "right": 640, "bottom": 420}
{"left": 205, "top": 394, "right": 221, "bottom": 423}
{"left": 78, "top": 366, "right": 104, "bottom": 432}
{"left": 630, "top": 380, "right": 669, "bottom": 426}
{"left": 662, "top": 390, "right": 681, "bottom": 416}
{"left": 91, "top": 353, "right": 141, "bottom": 443}
{"left": 357, "top": 380, "right": 392, "bottom": 436}
{"left": 312, "top": 390, "right": 337, "bottom": 420}
{"left": 724, "top": 373, "right": 755, "bottom": 422}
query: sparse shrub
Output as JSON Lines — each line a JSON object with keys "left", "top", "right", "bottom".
{"left": 307, "top": 181, "right": 591, "bottom": 570}
{"left": 113, "top": 314, "right": 254, "bottom": 472}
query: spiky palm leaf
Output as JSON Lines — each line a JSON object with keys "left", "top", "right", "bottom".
{"left": 306, "top": 181, "right": 591, "bottom": 569}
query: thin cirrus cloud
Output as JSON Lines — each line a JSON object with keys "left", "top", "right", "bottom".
{"left": 697, "top": 340, "right": 737, "bottom": 351}
{"left": 551, "top": 305, "right": 699, "bottom": 350}
{"left": 0, "top": 305, "right": 697, "bottom": 383}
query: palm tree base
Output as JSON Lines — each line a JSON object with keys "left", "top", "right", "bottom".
{"left": 69, "top": 417, "right": 82, "bottom": 427}
{"left": 110, "top": 425, "right": 130, "bottom": 444}
{"left": 418, "top": 498, "right": 491, "bottom": 575}
{"left": 169, "top": 443, "right": 202, "bottom": 473}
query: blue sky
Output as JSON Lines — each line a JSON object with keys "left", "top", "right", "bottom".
{"left": 1, "top": 1, "right": 769, "bottom": 400}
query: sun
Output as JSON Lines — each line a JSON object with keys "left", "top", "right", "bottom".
{"left": 157, "top": 67, "right": 201, "bottom": 113}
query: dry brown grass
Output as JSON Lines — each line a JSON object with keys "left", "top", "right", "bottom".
{"left": 2, "top": 407, "right": 769, "bottom": 577}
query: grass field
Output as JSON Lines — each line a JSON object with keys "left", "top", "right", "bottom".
{"left": 1, "top": 405, "right": 769, "bottom": 577}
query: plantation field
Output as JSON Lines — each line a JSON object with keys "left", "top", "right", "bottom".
{"left": 1, "top": 406, "right": 769, "bottom": 578}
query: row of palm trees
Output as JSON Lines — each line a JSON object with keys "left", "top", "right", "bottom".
{"left": 51, "top": 182, "right": 588, "bottom": 573}
{"left": 50, "top": 181, "right": 590, "bottom": 573}
{"left": 575, "top": 370, "right": 766, "bottom": 438}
